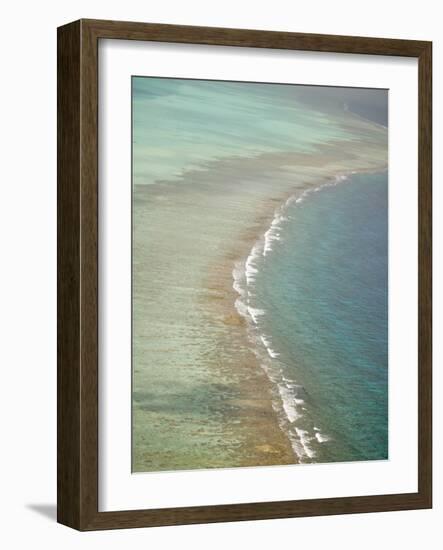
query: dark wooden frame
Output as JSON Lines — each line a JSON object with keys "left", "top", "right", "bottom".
{"left": 57, "top": 18, "right": 432, "bottom": 531}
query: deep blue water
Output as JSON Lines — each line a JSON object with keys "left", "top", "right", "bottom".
{"left": 252, "top": 173, "right": 388, "bottom": 463}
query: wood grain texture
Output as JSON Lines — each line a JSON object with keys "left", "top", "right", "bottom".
{"left": 83, "top": 18, "right": 429, "bottom": 56}
{"left": 417, "top": 41, "right": 432, "bottom": 506}
{"left": 57, "top": 19, "right": 432, "bottom": 531}
{"left": 57, "top": 20, "right": 81, "bottom": 528}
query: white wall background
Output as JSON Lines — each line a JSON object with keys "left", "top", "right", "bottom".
{"left": 0, "top": 0, "right": 440, "bottom": 547}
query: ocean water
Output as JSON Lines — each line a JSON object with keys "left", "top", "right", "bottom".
{"left": 132, "top": 77, "right": 387, "bottom": 186}
{"left": 132, "top": 76, "right": 388, "bottom": 471}
{"left": 234, "top": 172, "right": 388, "bottom": 463}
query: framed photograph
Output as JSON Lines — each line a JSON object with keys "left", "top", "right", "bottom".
{"left": 57, "top": 19, "right": 432, "bottom": 530}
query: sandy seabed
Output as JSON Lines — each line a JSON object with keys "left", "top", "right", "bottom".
{"left": 132, "top": 127, "right": 388, "bottom": 472}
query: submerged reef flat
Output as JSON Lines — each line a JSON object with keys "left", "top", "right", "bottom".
{"left": 132, "top": 78, "right": 388, "bottom": 472}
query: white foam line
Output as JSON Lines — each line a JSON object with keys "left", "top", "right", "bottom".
{"left": 245, "top": 242, "right": 263, "bottom": 285}
{"left": 260, "top": 335, "right": 280, "bottom": 358}
{"left": 263, "top": 215, "right": 285, "bottom": 257}
{"left": 247, "top": 306, "right": 265, "bottom": 324}
{"left": 278, "top": 385, "right": 301, "bottom": 423}
{"left": 230, "top": 172, "right": 353, "bottom": 462}
{"left": 295, "top": 428, "right": 316, "bottom": 459}
{"left": 314, "top": 432, "right": 330, "bottom": 443}
{"left": 232, "top": 263, "right": 246, "bottom": 297}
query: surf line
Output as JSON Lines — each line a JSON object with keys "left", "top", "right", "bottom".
{"left": 230, "top": 175, "right": 349, "bottom": 461}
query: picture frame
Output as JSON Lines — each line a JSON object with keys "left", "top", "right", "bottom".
{"left": 57, "top": 18, "right": 432, "bottom": 530}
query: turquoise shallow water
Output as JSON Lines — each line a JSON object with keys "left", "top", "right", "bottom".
{"left": 132, "top": 77, "right": 387, "bottom": 186}
{"left": 240, "top": 172, "right": 388, "bottom": 463}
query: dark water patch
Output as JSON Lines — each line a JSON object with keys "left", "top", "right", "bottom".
{"left": 251, "top": 173, "right": 388, "bottom": 463}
